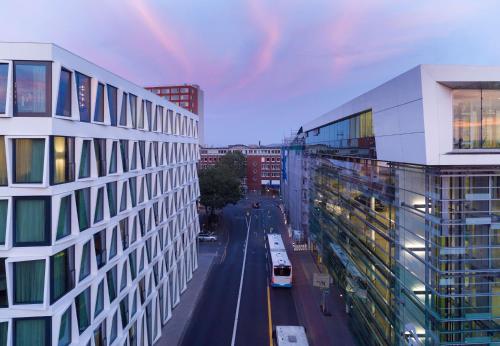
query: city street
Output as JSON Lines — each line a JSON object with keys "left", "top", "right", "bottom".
{"left": 181, "top": 194, "right": 356, "bottom": 346}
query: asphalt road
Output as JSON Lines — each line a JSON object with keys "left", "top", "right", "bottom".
{"left": 181, "top": 194, "right": 299, "bottom": 346}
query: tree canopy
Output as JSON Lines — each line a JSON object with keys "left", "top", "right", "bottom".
{"left": 216, "top": 151, "right": 247, "bottom": 179}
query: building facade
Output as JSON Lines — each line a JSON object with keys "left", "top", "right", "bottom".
{"left": 199, "top": 145, "right": 281, "bottom": 192}
{"left": 145, "top": 84, "right": 204, "bottom": 145}
{"left": 284, "top": 65, "right": 500, "bottom": 345}
{"left": 0, "top": 43, "right": 201, "bottom": 346}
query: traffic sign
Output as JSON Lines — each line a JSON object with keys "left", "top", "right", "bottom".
{"left": 313, "top": 273, "right": 330, "bottom": 289}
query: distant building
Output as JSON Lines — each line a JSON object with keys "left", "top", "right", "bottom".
{"left": 146, "top": 84, "right": 205, "bottom": 144}
{"left": 199, "top": 145, "right": 281, "bottom": 192}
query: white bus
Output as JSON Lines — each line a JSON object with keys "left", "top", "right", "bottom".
{"left": 267, "top": 234, "right": 292, "bottom": 288}
{"left": 275, "top": 326, "right": 309, "bottom": 346}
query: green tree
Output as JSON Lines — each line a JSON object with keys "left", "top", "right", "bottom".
{"left": 215, "top": 151, "right": 247, "bottom": 179}
{"left": 198, "top": 164, "right": 242, "bottom": 215}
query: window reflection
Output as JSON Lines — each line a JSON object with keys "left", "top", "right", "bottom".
{"left": 0, "top": 64, "right": 7, "bottom": 114}
{"left": 52, "top": 136, "right": 75, "bottom": 185}
{"left": 14, "top": 61, "right": 51, "bottom": 116}
{"left": 56, "top": 68, "right": 71, "bottom": 117}
{"left": 75, "top": 72, "right": 91, "bottom": 122}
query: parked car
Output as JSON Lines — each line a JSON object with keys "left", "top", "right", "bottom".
{"left": 198, "top": 234, "right": 217, "bottom": 242}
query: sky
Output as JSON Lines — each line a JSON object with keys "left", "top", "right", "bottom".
{"left": 1, "top": 0, "right": 500, "bottom": 145}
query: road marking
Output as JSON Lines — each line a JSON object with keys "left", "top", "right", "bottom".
{"left": 230, "top": 213, "right": 252, "bottom": 346}
{"left": 267, "top": 285, "right": 273, "bottom": 346}
{"left": 220, "top": 224, "right": 230, "bottom": 264}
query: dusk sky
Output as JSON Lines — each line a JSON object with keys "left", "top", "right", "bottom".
{"left": 2, "top": 0, "right": 499, "bottom": 145}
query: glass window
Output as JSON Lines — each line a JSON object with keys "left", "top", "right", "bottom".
{"left": 107, "top": 266, "right": 117, "bottom": 303}
{"left": 75, "top": 188, "right": 90, "bottom": 231}
{"left": 79, "top": 240, "right": 91, "bottom": 281}
{"left": 481, "top": 90, "right": 500, "bottom": 148}
{"left": 138, "top": 100, "right": 144, "bottom": 129}
{"left": 14, "top": 259, "right": 45, "bottom": 304}
{"left": 50, "top": 246, "right": 75, "bottom": 302}
{"left": 107, "top": 181, "right": 117, "bottom": 218}
{"left": 79, "top": 140, "right": 91, "bottom": 178}
{"left": 110, "top": 312, "right": 117, "bottom": 344}
{"left": 107, "top": 84, "right": 117, "bottom": 126}
{"left": 120, "top": 181, "right": 128, "bottom": 212}
{"left": 56, "top": 68, "right": 71, "bottom": 117}
{"left": 0, "top": 200, "right": 7, "bottom": 245}
{"left": 0, "top": 258, "right": 7, "bottom": 307}
{"left": 13, "top": 61, "right": 51, "bottom": 116}
{"left": 75, "top": 72, "right": 91, "bottom": 122}
{"left": 129, "top": 249, "right": 137, "bottom": 280}
{"left": 0, "top": 322, "right": 7, "bottom": 346}
{"left": 75, "top": 287, "right": 91, "bottom": 334}
{"left": 120, "top": 217, "right": 129, "bottom": 250}
{"left": 95, "top": 280, "right": 104, "bottom": 317}
{"left": 120, "top": 92, "right": 128, "bottom": 126}
{"left": 94, "top": 138, "right": 106, "bottom": 177}
{"left": 93, "top": 320, "right": 106, "bottom": 346}
{"left": 119, "top": 295, "right": 129, "bottom": 328}
{"left": 145, "top": 100, "right": 152, "bottom": 131}
{"left": 129, "top": 94, "right": 137, "bottom": 129}
{"left": 0, "top": 64, "right": 7, "bottom": 114}
{"left": 453, "top": 90, "right": 482, "bottom": 149}
{"left": 13, "top": 138, "right": 45, "bottom": 183}
{"left": 109, "top": 226, "right": 117, "bottom": 259}
{"left": 94, "top": 228, "right": 106, "bottom": 269}
{"left": 120, "top": 140, "right": 129, "bottom": 173}
{"left": 131, "top": 142, "right": 137, "bottom": 170}
{"left": 14, "top": 317, "right": 50, "bottom": 346}
{"left": 94, "top": 187, "right": 104, "bottom": 224}
{"left": 120, "top": 262, "right": 128, "bottom": 291}
{"left": 56, "top": 195, "right": 71, "bottom": 240}
{"left": 58, "top": 307, "right": 72, "bottom": 346}
{"left": 139, "top": 141, "right": 145, "bottom": 169}
{"left": 51, "top": 136, "right": 75, "bottom": 185}
{"left": 0, "top": 136, "right": 6, "bottom": 185}
{"left": 14, "top": 197, "right": 50, "bottom": 246}
{"left": 129, "top": 177, "right": 137, "bottom": 207}
{"left": 94, "top": 82, "right": 104, "bottom": 123}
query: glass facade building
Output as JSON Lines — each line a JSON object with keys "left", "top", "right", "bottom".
{"left": 284, "top": 65, "right": 500, "bottom": 345}
{"left": 0, "top": 43, "right": 201, "bottom": 346}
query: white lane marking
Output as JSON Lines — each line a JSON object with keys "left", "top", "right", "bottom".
{"left": 231, "top": 213, "right": 252, "bottom": 346}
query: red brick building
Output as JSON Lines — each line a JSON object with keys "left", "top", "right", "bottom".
{"left": 145, "top": 84, "right": 205, "bottom": 144}
{"left": 199, "top": 145, "right": 281, "bottom": 191}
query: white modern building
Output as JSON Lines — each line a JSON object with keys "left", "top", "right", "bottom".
{"left": 283, "top": 65, "right": 500, "bottom": 345}
{"left": 0, "top": 42, "right": 201, "bottom": 346}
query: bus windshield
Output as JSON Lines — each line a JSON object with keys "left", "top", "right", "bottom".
{"left": 274, "top": 266, "right": 291, "bottom": 277}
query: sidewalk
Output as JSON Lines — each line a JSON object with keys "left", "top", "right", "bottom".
{"left": 283, "top": 235, "right": 357, "bottom": 346}
{"left": 155, "top": 250, "right": 217, "bottom": 346}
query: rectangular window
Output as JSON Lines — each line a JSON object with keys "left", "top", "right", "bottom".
{"left": 13, "top": 61, "right": 51, "bottom": 116}
{"left": 14, "top": 317, "right": 50, "bottom": 346}
{"left": 58, "top": 307, "right": 72, "bottom": 346}
{"left": 453, "top": 90, "right": 482, "bottom": 149}
{"left": 13, "top": 138, "right": 45, "bottom": 183}
{"left": 0, "top": 136, "right": 6, "bottom": 185}
{"left": 145, "top": 100, "right": 152, "bottom": 131}
{"left": 131, "top": 142, "right": 137, "bottom": 170}
{"left": 107, "top": 266, "right": 117, "bottom": 303}
{"left": 94, "top": 229, "right": 106, "bottom": 269}
{"left": 75, "top": 188, "right": 90, "bottom": 231}
{"left": 109, "top": 141, "right": 117, "bottom": 174}
{"left": 75, "top": 72, "right": 91, "bottom": 122}
{"left": 120, "top": 92, "right": 128, "bottom": 126}
{"left": 94, "top": 138, "right": 106, "bottom": 177}
{"left": 95, "top": 280, "right": 104, "bottom": 317}
{"left": 0, "top": 258, "right": 7, "bottom": 307}
{"left": 56, "top": 195, "right": 71, "bottom": 240}
{"left": 94, "top": 187, "right": 104, "bottom": 224}
{"left": 14, "top": 259, "right": 45, "bottom": 304}
{"left": 120, "top": 140, "right": 129, "bottom": 173}
{"left": 119, "top": 295, "right": 129, "bottom": 328}
{"left": 79, "top": 241, "right": 91, "bottom": 281}
{"left": 93, "top": 319, "right": 106, "bottom": 346}
{"left": 120, "top": 217, "right": 129, "bottom": 250}
{"left": 14, "top": 196, "right": 50, "bottom": 246}
{"left": 107, "top": 84, "right": 118, "bottom": 126}
{"left": 94, "top": 82, "right": 104, "bottom": 123}
{"left": 481, "top": 90, "right": 500, "bottom": 148}
{"left": 107, "top": 181, "right": 117, "bottom": 218}
{"left": 50, "top": 246, "right": 75, "bottom": 303}
{"left": 129, "top": 94, "right": 137, "bottom": 128}
{"left": 109, "top": 226, "right": 117, "bottom": 259}
{"left": 138, "top": 100, "right": 144, "bottom": 129}
{"left": 75, "top": 287, "right": 91, "bottom": 334}
{"left": 79, "top": 140, "right": 91, "bottom": 178}
{"left": 56, "top": 68, "right": 71, "bottom": 117}
{"left": 0, "top": 63, "right": 7, "bottom": 113}
{"left": 51, "top": 136, "right": 75, "bottom": 185}
{"left": 139, "top": 141, "right": 145, "bottom": 169}
{"left": 0, "top": 200, "right": 7, "bottom": 245}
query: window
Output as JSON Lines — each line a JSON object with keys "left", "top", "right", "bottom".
{"left": 138, "top": 100, "right": 144, "bottom": 129}
{"left": 94, "top": 187, "right": 104, "bottom": 224}
{"left": 14, "top": 259, "right": 45, "bottom": 304}
{"left": 120, "top": 140, "right": 129, "bottom": 173}
{"left": 107, "top": 266, "right": 117, "bottom": 303}
{"left": 95, "top": 280, "right": 104, "bottom": 317}
{"left": 93, "top": 319, "right": 106, "bottom": 346}
{"left": 110, "top": 312, "right": 117, "bottom": 344}
{"left": 94, "top": 82, "right": 104, "bottom": 123}
{"left": 109, "top": 226, "right": 117, "bottom": 259}
{"left": 58, "top": 307, "right": 72, "bottom": 346}
{"left": 119, "top": 295, "right": 129, "bottom": 328}
{"left": 107, "top": 84, "right": 118, "bottom": 126}
{"left": 51, "top": 136, "right": 75, "bottom": 185}
{"left": 0, "top": 63, "right": 7, "bottom": 113}
{"left": 14, "top": 196, "right": 50, "bottom": 246}
{"left": 75, "top": 287, "right": 91, "bottom": 334}
{"left": 0, "top": 200, "right": 7, "bottom": 245}
{"left": 120, "top": 217, "right": 129, "bottom": 250}
{"left": 94, "top": 229, "right": 106, "bottom": 269}
{"left": 129, "top": 177, "right": 137, "bottom": 207}
{"left": 129, "top": 250, "right": 137, "bottom": 280}
{"left": 109, "top": 141, "right": 117, "bottom": 174}
{"left": 120, "top": 92, "right": 128, "bottom": 126}
{"left": 56, "top": 68, "right": 71, "bottom": 117}
{"left": 120, "top": 181, "right": 128, "bottom": 212}
{"left": 75, "top": 188, "right": 90, "bottom": 231}
{"left": 145, "top": 100, "right": 152, "bottom": 131}
{"left": 75, "top": 72, "right": 91, "bottom": 122}
{"left": 139, "top": 141, "right": 145, "bottom": 169}
{"left": 0, "top": 258, "right": 7, "bottom": 307}
{"left": 131, "top": 142, "right": 137, "bottom": 170}
{"left": 13, "top": 138, "right": 45, "bottom": 183}
{"left": 94, "top": 138, "right": 106, "bottom": 177}
{"left": 107, "top": 181, "right": 117, "bottom": 218}
{"left": 79, "top": 240, "right": 91, "bottom": 281}
{"left": 13, "top": 61, "right": 51, "bottom": 117}
{"left": 50, "top": 246, "right": 75, "bottom": 302}
{"left": 120, "top": 262, "right": 128, "bottom": 291}
{"left": 79, "top": 140, "right": 91, "bottom": 178}
{"left": 14, "top": 317, "right": 50, "bottom": 346}
{"left": 129, "top": 94, "right": 137, "bottom": 128}
{"left": 0, "top": 136, "right": 6, "bottom": 185}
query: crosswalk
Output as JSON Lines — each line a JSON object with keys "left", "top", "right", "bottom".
{"left": 292, "top": 243, "right": 308, "bottom": 252}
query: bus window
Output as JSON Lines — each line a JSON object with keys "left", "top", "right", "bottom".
{"left": 274, "top": 266, "right": 291, "bottom": 276}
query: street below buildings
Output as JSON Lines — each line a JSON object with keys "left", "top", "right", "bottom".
{"left": 180, "top": 194, "right": 357, "bottom": 346}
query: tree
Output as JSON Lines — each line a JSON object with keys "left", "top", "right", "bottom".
{"left": 198, "top": 165, "right": 242, "bottom": 215}
{"left": 216, "top": 151, "right": 247, "bottom": 179}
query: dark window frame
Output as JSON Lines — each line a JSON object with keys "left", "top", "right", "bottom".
{"left": 75, "top": 71, "right": 91, "bottom": 123}
{"left": 50, "top": 136, "right": 75, "bottom": 185}
{"left": 13, "top": 61, "right": 52, "bottom": 117}
{"left": 13, "top": 196, "right": 51, "bottom": 246}
{"left": 55, "top": 67, "right": 72, "bottom": 117}
{"left": 12, "top": 138, "right": 45, "bottom": 184}
{"left": 50, "top": 245, "right": 75, "bottom": 303}
{"left": 13, "top": 317, "right": 51, "bottom": 345}
{"left": 13, "top": 259, "right": 46, "bottom": 304}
